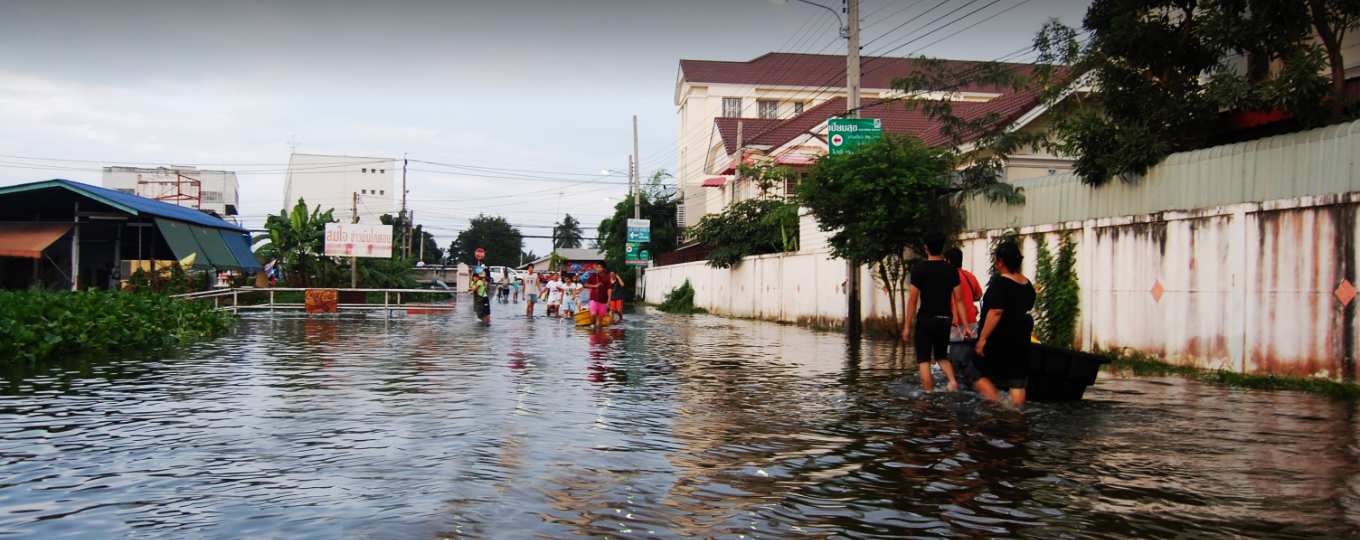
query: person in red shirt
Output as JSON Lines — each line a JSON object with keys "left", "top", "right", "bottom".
{"left": 945, "top": 248, "right": 983, "bottom": 331}
{"left": 584, "top": 263, "right": 610, "bottom": 331}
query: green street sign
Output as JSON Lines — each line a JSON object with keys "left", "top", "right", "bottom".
{"left": 827, "top": 118, "right": 882, "bottom": 155}
{"left": 625, "top": 242, "right": 648, "bottom": 266}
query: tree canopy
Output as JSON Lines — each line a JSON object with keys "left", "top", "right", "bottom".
{"left": 553, "top": 214, "right": 583, "bottom": 249}
{"left": 453, "top": 214, "right": 523, "bottom": 268}
{"left": 596, "top": 185, "right": 681, "bottom": 299}
{"left": 1031, "top": 0, "right": 1360, "bottom": 185}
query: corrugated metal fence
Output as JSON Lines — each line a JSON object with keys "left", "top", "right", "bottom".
{"left": 965, "top": 120, "right": 1360, "bottom": 230}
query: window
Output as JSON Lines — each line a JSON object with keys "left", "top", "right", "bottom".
{"left": 758, "top": 100, "right": 779, "bottom": 119}
{"left": 793, "top": 102, "right": 804, "bottom": 115}
{"left": 362, "top": 189, "right": 367, "bottom": 194}
{"left": 380, "top": 190, "right": 385, "bottom": 195}
{"left": 723, "top": 97, "right": 742, "bottom": 118}
{"left": 362, "top": 168, "right": 368, "bottom": 173}
{"left": 380, "top": 169, "right": 385, "bottom": 174}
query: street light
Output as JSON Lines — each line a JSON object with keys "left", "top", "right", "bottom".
{"left": 769, "top": 0, "right": 847, "bottom": 37}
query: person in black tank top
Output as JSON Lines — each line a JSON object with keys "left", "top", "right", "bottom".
{"left": 904, "top": 231, "right": 972, "bottom": 391}
{"left": 969, "top": 241, "right": 1036, "bottom": 405}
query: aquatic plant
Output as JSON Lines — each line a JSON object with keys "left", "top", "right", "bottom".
{"left": 1095, "top": 347, "right": 1360, "bottom": 399}
{"left": 657, "top": 280, "right": 707, "bottom": 315}
{"left": 0, "top": 289, "right": 236, "bottom": 363}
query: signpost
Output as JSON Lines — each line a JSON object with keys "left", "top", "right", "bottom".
{"left": 626, "top": 219, "right": 650, "bottom": 242}
{"left": 827, "top": 118, "right": 882, "bottom": 155}
{"left": 324, "top": 224, "right": 393, "bottom": 258}
{"left": 475, "top": 248, "right": 485, "bottom": 260}
{"left": 626, "top": 219, "right": 650, "bottom": 266}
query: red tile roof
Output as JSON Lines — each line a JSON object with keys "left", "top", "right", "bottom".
{"left": 700, "top": 177, "right": 727, "bottom": 187}
{"left": 679, "top": 53, "right": 1032, "bottom": 91}
{"left": 714, "top": 90, "right": 1042, "bottom": 159}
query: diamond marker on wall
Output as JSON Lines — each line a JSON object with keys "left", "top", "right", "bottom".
{"left": 1151, "top": 280, "right": 1165, "bottom": 302}
{"left": 1337, "top": 279, "right": 1356, "bottom": 307}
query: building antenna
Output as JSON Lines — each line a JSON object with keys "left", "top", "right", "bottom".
{"left": 286, "top": 136, "right": 300, "bottom": 154}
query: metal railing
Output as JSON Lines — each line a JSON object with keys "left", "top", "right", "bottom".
{"left": 171, "top": 287, "right": 458, "bottom": 315}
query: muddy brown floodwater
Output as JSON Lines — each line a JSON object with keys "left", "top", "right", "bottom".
{"left": 0, "top": 306, "right": 1357, "bottom": 539}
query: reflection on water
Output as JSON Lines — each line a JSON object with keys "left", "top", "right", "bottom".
{"left": 0, "top": 306, "right": 1357, "bottom": 539}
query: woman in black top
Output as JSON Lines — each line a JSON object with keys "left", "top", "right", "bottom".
{"left": 971, "top": 241, "right": 1036, "bottom": 405}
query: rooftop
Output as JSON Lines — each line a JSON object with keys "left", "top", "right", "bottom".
{"left": 679, "top": 53, "right": 1032, "bottom": 91}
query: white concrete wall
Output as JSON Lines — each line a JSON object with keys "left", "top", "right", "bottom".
{"left": 954, "top": 191, "right": 1360, "bottom": 380}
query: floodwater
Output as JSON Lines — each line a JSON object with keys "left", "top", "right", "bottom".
{"left": 1, "top": 304, "right": 1358, "bottom": 539}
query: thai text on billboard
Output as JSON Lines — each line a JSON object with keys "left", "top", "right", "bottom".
{"left": 324, "top": 223, "right": 393, "bottom": 258}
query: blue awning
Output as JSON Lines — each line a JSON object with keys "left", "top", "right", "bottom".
{"left": 220, "top": 230, "right": 264, "bottom": 272}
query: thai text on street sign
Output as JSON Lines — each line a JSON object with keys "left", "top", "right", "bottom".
{"left": 305, "top": 289, "right": 338, "bottom": 313}
{"left": 625, "top": 243, "right": 648, "bottom": 266}
{"left": 827, "top": 118, "right": 882, "bottom": 155}
{"left": 324, "top": 223, "right": 393, "bottom": 258}
{"left": 475, "top": 248, "right": 485, "bottom": 260}
{"left": 626, "top": 219, "right": 651, "bottom": 243}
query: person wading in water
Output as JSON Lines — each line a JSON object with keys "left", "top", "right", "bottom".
{"left": 469, "top": 269, "right": 491, "bottom": 323}
{"left": 903, "top": 230, "right": 971, "bottom": 391}
{"left": 584, "top": 263, "right": 610, "bottom": 331}
{"left": 970, "top": 241, "right": 1036, "bottom": 405}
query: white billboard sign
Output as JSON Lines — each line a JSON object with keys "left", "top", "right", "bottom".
{"left": 324, "top": 223, "right": 393, "bottom": 258}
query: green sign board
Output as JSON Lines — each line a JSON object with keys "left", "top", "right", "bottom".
{"left": 625, "top": 243, "right": 649, "bottom": 266}
{"left": 827, "top": 118, "right": 882, "bottom": 154}
{"left": 626, "top": 218, "right": 651, "bottom": 242}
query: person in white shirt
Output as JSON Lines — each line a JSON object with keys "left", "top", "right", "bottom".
{"left": 545, "top": 274, "right": 564, "bottom": 317}
{"left": 523, "top": 265, "right": 540, "bottom": 317}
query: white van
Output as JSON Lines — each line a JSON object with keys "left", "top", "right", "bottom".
{"left": 486, "top": 266, "right": 521, "bottom": 284}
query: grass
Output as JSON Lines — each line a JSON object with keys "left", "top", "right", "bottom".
{"left": 1094, "top": 347, "right": 1360, "bottom": 399}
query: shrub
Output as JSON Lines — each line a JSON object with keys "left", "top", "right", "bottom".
{"left": 0, "top": 289, "right": 236, "bottom": 363}
{"left": 657, "top": 280, "right": 707, "bottom": 314}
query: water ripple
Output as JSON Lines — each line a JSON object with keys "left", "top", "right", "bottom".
{"left": 0, "top": 307, "right": 1355, "bottom": 538}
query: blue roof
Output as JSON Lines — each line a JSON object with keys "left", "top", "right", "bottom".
{"left": 0, "top": 179, "right": 247, "bottom": 232}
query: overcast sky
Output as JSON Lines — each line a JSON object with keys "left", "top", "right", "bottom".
{"left": 0, "top": 0, "right": 1089, "bottom": 256}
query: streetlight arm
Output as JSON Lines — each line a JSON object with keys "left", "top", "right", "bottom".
{"left": 774, "top": 0, "right": 847, "bottom": 37}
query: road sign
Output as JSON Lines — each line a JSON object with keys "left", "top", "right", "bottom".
{"left": 626, "top": 218, "right": 651, "bottom": 243}
{"left": 827, "top": 118, "right": 882, "bottom": 155}
{"left": 475, "top": 248, "right": 485, "bottom": 260}
{"left": 625, "top": 243, "right": 648, "bottom": 266}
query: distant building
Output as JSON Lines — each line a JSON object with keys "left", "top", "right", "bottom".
{"left": 282, "top": 153, "right": 396, "bottom": 224}
{"left": 102, "top": 166, "right": 241, "bottom": 225}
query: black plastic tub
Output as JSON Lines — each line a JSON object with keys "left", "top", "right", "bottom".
{"left": 947, "top": 340, "right": 1111, "bottom": 402}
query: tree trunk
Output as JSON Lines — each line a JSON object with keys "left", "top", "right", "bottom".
{"left": 1307, "top": 0, "right": 1347, "bottom": 122}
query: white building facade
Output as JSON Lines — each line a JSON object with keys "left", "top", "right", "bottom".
{"left": 282, "top": 153, "right": 396, "bottom": 224}
{"left": 102, "top": 166, "right": 241, "bottom": 225}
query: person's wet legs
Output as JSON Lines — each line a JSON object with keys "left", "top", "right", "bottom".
{"left": 938, "top": 359, "right": 959, "bottom": 391}
{"left": 973, "top": 377, "right": 1001, "bottom": 400}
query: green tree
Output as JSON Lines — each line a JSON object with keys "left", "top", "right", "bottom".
{"left": 253, "top": 198, "right": 338, "bottom": 287}
{"left": 687, "top": 199, "right": 788, "bottom": 268}
{"left": 1030, "top": 0, "right": 1357, "bottom": 186}
{"left": 596, "top": 185, "right": 681, "bottom": 300}
{"left": 553, "top": 214, "right": 583, "bottom": 249}
{"left": 454, "top": 214, "right": 522, "bottom": 268}
{"left": 799, "top": 135, "right": 952, "bottom": 335}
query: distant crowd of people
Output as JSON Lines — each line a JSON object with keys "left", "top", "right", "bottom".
{"left": 466, "top": 263, "right": 623, "bottom": 331}
{"left": 905, "top": 231, "right": 1035, "bottom": 405}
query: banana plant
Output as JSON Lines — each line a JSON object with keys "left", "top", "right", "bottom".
{"left": 253, "top": 198, "right": 338, "bottom": 288}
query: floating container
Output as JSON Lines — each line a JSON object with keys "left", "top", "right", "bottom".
{"left": 947, "top": 340, "right": 1110, "bottom": 402}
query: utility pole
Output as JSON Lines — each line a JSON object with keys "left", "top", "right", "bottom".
{"left": 633, "top": 115, "right": 641, "bottom": 220}
{"left": 409, "top": 210, "right": 416, "bottom": 260}
{"left": 845, "top": 0, "right": 863, "bottom": 339}
{"left": 401, "top": 154, "right": 409, "bottom": 258}
{"left": 734, "top": 120, "right": 743, "bottom": 205}
{"left": 351, "top": 192, "right": 359, "bottom": 288}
